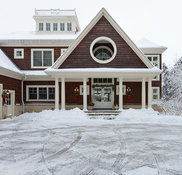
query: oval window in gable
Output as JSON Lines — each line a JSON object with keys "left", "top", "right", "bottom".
{"left": 90, "top": 37, "right": 117, "bottom": 64}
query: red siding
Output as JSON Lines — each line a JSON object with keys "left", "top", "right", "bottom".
{"left": 59, "top": 16, "right": 147, "bottom": 69}
{"left": 0, "top": 75, "right": 21, "bottom": 104}
{"left": 1, "top": 47, "right": 68, "bottom": 70}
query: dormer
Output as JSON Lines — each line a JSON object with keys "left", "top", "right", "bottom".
{"left": 33, "top": 9, "right": 80, "bottom": 34}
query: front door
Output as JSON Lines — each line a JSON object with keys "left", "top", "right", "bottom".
{"left": 93, "top": 87, "right": 113, "bottom": 109}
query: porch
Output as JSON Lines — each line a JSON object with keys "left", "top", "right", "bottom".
{"left": 45, "top": 68, "right": 161, "bottom": 111}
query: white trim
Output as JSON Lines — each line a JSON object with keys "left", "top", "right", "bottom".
{"left": 152, "top": 87, "right": 160, "bottom": 100}
{"left": 90, "top": 37, "right": 117, "bottom": 64}
{"left": 14, "top": 49, "right": 24, "bottom": 59}
{"left": 92, "top": 78, "right": 114, "bottom": 84}
{"left": 51, "top": 8, "right": 153, "bottom": 69}
{"left": 61, "top": 77, "right": 65, "bottom": 110}
{"left": 26, "top": 85, "right": 55, "bottom": 101}
{"left": 145, "top": 55, "right": 160, "bottom": 81}
{"left": 61, "top": 48, "right": 67, "bottom": 56}
{"left": 116, "top": 85, "right": 126, "bottom": 95}
{"left": 31, "top": 49, "right": 54, "bottom": 69}
{"left": 79, "top": 85, "right": 89, "bottom": 95}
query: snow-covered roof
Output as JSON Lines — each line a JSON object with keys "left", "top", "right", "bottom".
{"left": 34, "top": 9, "right": 76, "bottom": 17}
{"left": 0, "top": 31, "right": 80, "bottom": 41}
{"left": 0, "top": 49, "right": 23, "bottom": 75}
{"left": 135, "top": 38, "right": 166, "bottom": 49}
{"left": 22, "top": 70, "right": 47, "bottom": 76}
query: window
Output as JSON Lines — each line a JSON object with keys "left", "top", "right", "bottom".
{"left": 60, "top": 23, "right": 65, "bottom": 31}
{"left": 61, "top": 48, "right": 67, "bottom": 56}
{"left": 152, "top": 87, "right": 160, "bottom": 100}
{"left": 93, "top": 78, "right": 113, "bottom": 84}
{"left": 90, "top": 37, "right": 117, "bottom": 64}
{"left": 14, "top": 49, "right": 24, "bottom": 59}
{"left": 146, "top": 55, "right": 160, "bottom": 68}
{"left": 146, "top": 55, "right": 160, "bottom": 80}
{"left": 31, "top": 49, "right": 54, "bottom": 68}
{"left": 46, "top": 23, "right": 51, "bottom": 31}
{"left": 53, "top": 23, "right": 58, "bottom": 31}
{"left": 27, "top": 86, "right": 55, "bottom": 101}
{"left": 116, "top": 85, "right": 126, "bottom": 95}
{"left": 94, "top": 46, "right": 113, "bottom": 61}
{"left": 67, "top": 22, "right": 72, "bottom": 31}
{"left": 39, "top": 23, "right": 44, "bottom": 31}
{"left": 79, "top": 85, "right": 89, "bottom": 95}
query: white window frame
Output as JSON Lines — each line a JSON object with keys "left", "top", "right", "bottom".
{"left": 53, "top": 23, "right": 58, "bottom": 31}
{"left": 14, "top": 49, "right": 24, "bottom": 59}
{"left": 152, "top": 87, "right": 160, "bottom": 100}
{"left": 60, "top": 22, "right": 65, "bottom": 31}
{"left": 60, "top": 48, "right": 67, "bottom": 56}
{"left": 46, "top": 23, "right": 51, "bottom": 31}
{"left": 67, "top": 22, "right": 72, "bottom": 31}
{"left": 116, "top": 85, "right": 126, "bottom": 95}
{"left": 39, "top": 23, "right": 44, "bottom": 31}
{"left": 26, "top": 85, "right": 55, "bottom": 101}
{"left": 92, "top": 78, "right": 114, "bottom": 84}
{"left": 79, "top": 85, "right": 90, "bottom": 95}
{"left": 145, "top": 55, "right": 160, "bottom": 81}
{"left": 31, "top": 49, "right": 54, "bottom": 68}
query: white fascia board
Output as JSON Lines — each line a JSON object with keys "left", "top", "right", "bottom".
{"left": 51, "top": 8, "right": 153, "bottom": 69}
{"left": 140, "top": 47, "right": 167, "bottom": 54}
{"left": 0, "top": 67, "right": 24, "bottom": 80}
{"left": 45, "top": 67, "right": 162, "bottom": 79}
{"left": 0, "top": 40, "right": 73, "bottom": 47}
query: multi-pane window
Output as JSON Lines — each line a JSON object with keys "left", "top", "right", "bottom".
{"left": 46, "top": 23, "right": 51, "bottom": 31}
{"left": 39, "top": 23, "right": 44, "bottom": 31}
{"left": 60, "top": 23, "right": 65, "bottom": 31}
{"left": 29, "top": 88, "right": 37, "bottom": 100}
{"left": 32, "top": 49, "right": 53, "bottom": 68}
{"left": 14, "top": 49, "right": 24, "bottom": 59}
{"left": 53, "top": 23, "right": 58, "bottom": 31}
{"left": 93, "top": 78, "right": 113, "bottom": 84}
{"left": 146, "top": 55, "right": 160, "bottom": 68}
{"left": 28, "top": 87, "right": 55, "bottom": 101}
{"left": 67, "top": 22, "right": 72, "bottom": 31}
{"left": 152, "top": 87, "right": 160, "bottom": 100}
{"left": 146, "top": 55, "right": 160, "bottom": 80}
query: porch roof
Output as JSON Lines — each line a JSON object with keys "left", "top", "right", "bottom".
{"left": 45, "top": 67, "right": 161, "bottom": 79}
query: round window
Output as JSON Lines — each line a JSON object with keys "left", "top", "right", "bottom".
{"left": 90, "top": 36, "right": 117, "bottom": 64}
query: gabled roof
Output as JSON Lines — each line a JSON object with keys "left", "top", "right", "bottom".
{"left": 0, "top": 49, "right": 24, "bottom": 79}
{"left": 50, "top": 8, "right": 153, "bottom": 69}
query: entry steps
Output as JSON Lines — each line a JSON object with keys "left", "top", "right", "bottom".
{"left": 85, "top": 110, "right": 121, "bottom": 120}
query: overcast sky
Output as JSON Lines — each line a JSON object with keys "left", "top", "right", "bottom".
{"left": 0, "top": 0, "right": 181, "bottom": 67}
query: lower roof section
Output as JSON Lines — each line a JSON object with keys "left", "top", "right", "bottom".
{"left": 45, "top": 67, "right": 162, "bottom": 80}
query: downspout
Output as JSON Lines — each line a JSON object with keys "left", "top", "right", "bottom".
{"left": 21, "top": 75, "right": 26, "bottom": 113}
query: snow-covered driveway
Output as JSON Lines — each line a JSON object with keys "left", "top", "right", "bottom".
{"left": 0, "top": 109, "right": 182, "bottom": 175}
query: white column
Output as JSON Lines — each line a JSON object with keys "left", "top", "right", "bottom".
{"left": 142, "top": 78, "right": 146, "bottom": 109}
{"left": 55, "top": 78, "right": 59, "bottom": 110}
{"left": 61, "top": 77, "right": 65, "bottom": 110}
{"left": 0, "top": 84, "right": 3, "bottom": 119}
{"left": 148, "top": 78, "right": 152, "bottom": 109}
{"left": 83, "top": 78, "right": 87, "bottom": 111}
{"left": 119, "top": 78, "right": 123, "bottom": 110}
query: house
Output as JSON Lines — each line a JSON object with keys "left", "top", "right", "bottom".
{"left": 0, "top": 8, "right": 167, "bottom": 119}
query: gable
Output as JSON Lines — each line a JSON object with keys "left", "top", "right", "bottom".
{"left": 58, "top": 16, "right": 147, "bottom": 69}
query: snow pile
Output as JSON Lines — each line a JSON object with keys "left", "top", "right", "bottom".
{"left": 13, "top": 108, "right": 88, "bottom": 129}
{"left": 116, "top": 108, "right": 182, "bottom": 125}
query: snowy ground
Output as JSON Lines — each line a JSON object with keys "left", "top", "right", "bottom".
{"left": 0, "top": 108, "right": 182, "bottom": 175}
